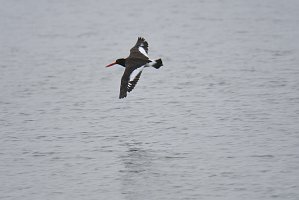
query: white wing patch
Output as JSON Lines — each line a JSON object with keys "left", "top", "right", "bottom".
{"left": 129, "top": 66, "right": 145, "bottom": 82}
{"left": 138, "top": 47, "right": 148, "bottom": 58}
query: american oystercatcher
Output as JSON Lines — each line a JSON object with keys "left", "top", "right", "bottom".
{"left": 106, "top": 37, "right": 163, "bottom": 99}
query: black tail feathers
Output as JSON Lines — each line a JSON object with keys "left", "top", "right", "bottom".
{"left": 152, "top": 58, "right": 163, "bottom": 69}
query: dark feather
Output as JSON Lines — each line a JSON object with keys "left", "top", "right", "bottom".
{"left": 119, "top": 78, "right": 128, "bottom": 99}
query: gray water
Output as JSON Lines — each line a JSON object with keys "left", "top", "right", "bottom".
{"left": 1, "top": 0, "right": 299, "bottom": 199}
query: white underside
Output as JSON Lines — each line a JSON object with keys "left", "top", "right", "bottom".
{"left": 129, "top": 59, "right": 159, "bottom": 81}
{"left": 144, "top": 60, "right": 157, "bottom": 68}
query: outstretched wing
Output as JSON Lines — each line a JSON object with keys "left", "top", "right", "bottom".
{"left": 129, "top": 37, "right": 149, "bottom": 59}
{"left": 119, "top": 65, "right": 145, "bottom": 99}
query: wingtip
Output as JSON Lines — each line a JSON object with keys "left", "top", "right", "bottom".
{"left": 138, "top": 37, "right": 146, "bottom": 41}
{"left": 119, "top": 93, "right": 127, "bottom": 99}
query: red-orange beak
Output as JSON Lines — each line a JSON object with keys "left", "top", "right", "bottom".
{"left": 105, "top": 62, "right": 116, "bottom": 67}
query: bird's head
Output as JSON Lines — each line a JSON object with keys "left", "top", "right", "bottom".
{"left": 105, "top": 58, "right": 126, "bottom": 67}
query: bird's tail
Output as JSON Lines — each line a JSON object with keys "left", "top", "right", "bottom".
{"left": 148, "top": 58, "right": 163, "bottom": 69}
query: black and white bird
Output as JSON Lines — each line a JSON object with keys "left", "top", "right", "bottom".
{"left": 106, "top": 37, "right": 163, "bottom": 99}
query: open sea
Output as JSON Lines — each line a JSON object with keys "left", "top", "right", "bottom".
{"left": 1, "top": 0, "right": 299, "bottom": 199}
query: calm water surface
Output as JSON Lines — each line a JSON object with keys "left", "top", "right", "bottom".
{"left": 1, "top": 0, "right": 299, "bottom": 199}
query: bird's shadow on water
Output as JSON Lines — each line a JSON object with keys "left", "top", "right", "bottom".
{"left": 118, "top": 140, "right": 161, "bottom": 199}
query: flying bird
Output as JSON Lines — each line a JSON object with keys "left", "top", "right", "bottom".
{"left": 106, "top": 37, "right": 163, "bottom": 99}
